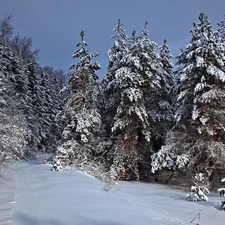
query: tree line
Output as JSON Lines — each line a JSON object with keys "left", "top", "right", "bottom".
{"left": 53, "top": 13, "right": 225, "bottom": 187}
{"left": 0, "top": 14, "right": 67, "bottom": 171}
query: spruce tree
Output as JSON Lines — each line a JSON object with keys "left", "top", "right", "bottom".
{"left": 218, "top": 15, "right": 225, "bottom": 40}
{"left": 159, "top": 39, "right": 174, "bottom": 100}
{"left": 54, "top": 31, "right": 101, "bottom": 169}
{"left": 176, "top": 13, "right": 225, "bottom": 141}
{"left": 108, "top": 22, "right": 172, "bottom": 180}
{"left": 151, "top": 38, "right": 174, "bottom": 149}
{"left": 151, "top": 13, "right": 225, "bottom": 185}
{"left": 24, "top": 59, "right": 42, "bottom": 149}
{"left": 100, "top": 19, "right": 129, "bottom": 142}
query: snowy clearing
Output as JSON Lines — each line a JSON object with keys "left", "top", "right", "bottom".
{"left": 0, "top": 158, "right": 224, "bottom": 225}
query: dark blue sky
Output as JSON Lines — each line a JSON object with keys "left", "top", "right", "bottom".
{"left": 1, "top": 0, "right": 225, "bottom": 78}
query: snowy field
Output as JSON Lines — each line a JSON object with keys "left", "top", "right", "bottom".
{"left": 0, "top": 158, "right": 224, "bottom": 225}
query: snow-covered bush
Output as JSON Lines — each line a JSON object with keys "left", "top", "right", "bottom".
{"left": 52, "top": 144, "right": 114, "bottom": 185}
{"left": 186, "top": 173, "right": 210, "bottom": 201}
{"left": 102, "top": 177, "right": 118, "bottom": 192}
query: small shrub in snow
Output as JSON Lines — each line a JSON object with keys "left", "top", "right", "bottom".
{"left": 101, "top": 166, "right": 119, "bottom": 192}
{"left": 186, "top": 185, "right": 209, "bottom": 201}
{"left": 186, "top": 173, "right": 210, "bottom": 201}
{"left": 102, "top": 178, "right": 118, "bottom": 192}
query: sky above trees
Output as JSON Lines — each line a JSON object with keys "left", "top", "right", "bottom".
{"left": 1, "top": 0, "right": 225, "bottom": 78}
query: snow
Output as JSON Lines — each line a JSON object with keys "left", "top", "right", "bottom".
{"left": 200, "top": 116, "right": 209, "bottom": 125}
{"left": 218, "top": 188, "right": 225, "bottom": 193}
{"left": 192, "top": 105, "right": 199, "bottom": 120}
{"left": 206, "top": 65, "right": 225, "bottom": 82}
{"left": 196, "top": 56, "right": 205, "bottom": 67}
{"left": 194, "top": 83, "right": 205, "bottom": 93}
{"left": 0, "top": 158, "right": 224, "bottom": 225}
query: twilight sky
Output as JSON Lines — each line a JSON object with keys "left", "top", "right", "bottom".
{"left": 1, "top": 0, "right": 225, "bottom": 78}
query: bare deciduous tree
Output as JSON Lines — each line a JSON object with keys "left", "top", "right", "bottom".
{"left": 0, "top": 14, "right": 13, "bottom": 42}
{"left": 11, "top": 34, "right": 40, "bottom": 61}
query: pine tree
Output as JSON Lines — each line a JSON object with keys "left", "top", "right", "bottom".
{"left": 54, "top": 31, "right": 101, "bottom": 169}
{"left": 37, "top": 70, "right": 54, "bottom": 151}
{"left": 176, "top": 13, "right": 225, "bottom": 141}
{"left": 100, "top": 19, "right": 129, "bottom": 142}
{"left": 151, "top": 38, "right": 174, "bottom": 149}
{"left": 24, "top": 59, "right": 48, "bottom": 151}
{"left": 106, "top": 19, "right": 129, "bottom": 76}
{"left": 108, "top": 22, "right": 172, "bottom": 180}
{"left": 159, "top": 39, "right": 174, "bottom": 101}
{"left": 151, "top": 13, "right": 225, "bottom": 185}
{"left": 40, "top": 68, "right": 63, "bottom": 151}
{"left": 218, "top": 15, "right": 225, "bottom": 40}
{"left": 186, "top": 173, "right": 210, "bottom": 201}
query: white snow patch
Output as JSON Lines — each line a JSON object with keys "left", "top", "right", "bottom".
{"left": 0, "top": 159, "right": 224, "bottom": 225}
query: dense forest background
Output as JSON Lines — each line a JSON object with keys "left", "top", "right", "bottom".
{"left": 0, "top": 14, "right": 67, "bottom": 166}
{"left": 1, "top": 13, "right": 225, "bottom": 188}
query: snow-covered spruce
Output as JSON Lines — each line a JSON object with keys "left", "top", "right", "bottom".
{"left": 100, "top": 19, "right": 129, "bottom": 152}
{"left": 186, "top": 173, "right": 210, "bottom": 201}
{"left": 53, "top": 31, "right": 102, "bottom": 171}
{"left": 218, "top": 15, "right": 225, "bottom": 40}
{"left": 102, "top": 21, "right": 174, "bottom": 180}
{"left": 176, "top": 13, "right": 225, "bottom": 139}
{"left": 151, "top": 13, "right": 225, "bottom": 185}
{"left": 186, "top": 186, "right": 210, "bottom": 201}
{"left": 159, "top": 38, "right": 175, "bottom": 106}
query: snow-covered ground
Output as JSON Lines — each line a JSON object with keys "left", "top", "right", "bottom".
{"left": 0, "top": 158, "right": 224, "bottom": 225}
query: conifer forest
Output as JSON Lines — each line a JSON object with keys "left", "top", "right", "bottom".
{"left": 1, "top": 12, "right": 225, "bottom": 189}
